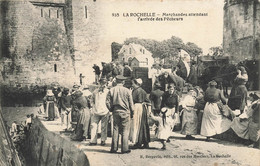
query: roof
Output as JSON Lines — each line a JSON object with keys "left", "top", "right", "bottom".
{"left": 118, "top": 43, "right": 152, "bottom": 56}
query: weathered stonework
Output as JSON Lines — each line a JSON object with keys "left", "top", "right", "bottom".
{"left": 1, "top": 0, "right": 105, "bottom": 87}
{"left": 28, "top": 117, "right": 89, "bottom": 166}
{"left": 223, "top": 0, "right": 260, "bottom": 63}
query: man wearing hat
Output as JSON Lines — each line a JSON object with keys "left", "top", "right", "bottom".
{"left": 89, "top": 78, "right": 110, "bottom": 146}
{"left": 106, "top": 75, "right": 134, "bottom": 153}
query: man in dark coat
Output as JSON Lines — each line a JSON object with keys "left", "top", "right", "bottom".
{"left": 177, "top": 56, "right": 190, "bottom": 81}
{"left": 157, "top": 71, "right": 177, "bottom": 92}
{"left": 106, "top": 75, "right": 134, "bottom": 153}
{"left": 93, "top": 64, "right": 101, "bottom": 85}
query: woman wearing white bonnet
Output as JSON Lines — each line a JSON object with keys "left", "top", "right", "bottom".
{"left": 43, "top": 89, "right": 58, "bottom": 121}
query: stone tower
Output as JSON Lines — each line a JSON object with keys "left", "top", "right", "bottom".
{"left": 0, "top": 0, "right": 105, "bottom": 87}
{"left": 223, "top": 0, "right": 260, "bottom": 63}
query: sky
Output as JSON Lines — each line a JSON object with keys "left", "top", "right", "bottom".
{"left": 97, "top": 0, "right": 224, "bottom": 56}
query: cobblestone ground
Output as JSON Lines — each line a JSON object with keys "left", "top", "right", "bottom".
{"left": 42, "top": 118, "right": 259, "bottom": 166}
{"left": 3, "top": 107, "right": 260, "bottom": 166}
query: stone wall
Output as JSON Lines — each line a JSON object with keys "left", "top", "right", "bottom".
{"left": 28, "top": 117, "right": 89, "bottom": 166}
{"left": 223, "top": 0, "right": 260, "bottom": 63}
{"left": 0, "top": 0, "right": 76, "bottom": 87}
{"left": 64, "top": 0, "right": 106, "bottom": 84}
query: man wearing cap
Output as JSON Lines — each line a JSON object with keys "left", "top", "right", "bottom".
{"left": 106, "top": 75, "right": 134, "bottom": 153}
{"left": 89, "top": 78, "right": 110, "bottom": 146}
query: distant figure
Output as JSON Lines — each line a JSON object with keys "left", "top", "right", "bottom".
{"left": 60, "top": 88, "right": 72, "bottom": 130}
{"left": 172, "top": 66, "right": 185, "bottom": 97}
{"left": 123, "top": 62, "right": 132, "bottom": 78}
{"left": 106, "top": 75, "right": 134, "bottom": 154}
{"left": 79, "top": 73, "right": 84, "bottom": 85}
{"left": 187, "top": 61, "right": 198, "bottom": 86}
{"left": 93, "top": 64, "right": 101, "bottom": 85}
{"left": 43, "top": 90, "right": 57, "bottom": 121}
{"left": 10, "top": 121, "right": 18, "bottom": 137}
{"left": 25, "top": 114, "right": 32, "bottom": 130}
{"left": 177, "top": 54, "right": 191, "bottom": 81}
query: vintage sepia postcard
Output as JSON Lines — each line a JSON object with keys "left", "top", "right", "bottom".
{"left": 0, "top": 0, "right": 259, "bottom": 166}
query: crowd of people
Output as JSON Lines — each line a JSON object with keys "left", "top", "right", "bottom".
{"left": 36, "top": 61, "right": 260, "bottom": 154}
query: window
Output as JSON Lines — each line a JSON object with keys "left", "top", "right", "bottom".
{"left": 41, "top": 8, "right": 43, "bottom": 17}
{"left": 146, "top": 58, "right": 148, "bottom": 65}
{"left": 143, "top": 50, "right": 145, "bottom": 54}
{"left": 129, "top": 48, "right": 132, "bottom": 54}
{"left": 54, "top": 64, "right": 57, "bottom": 72}
{"left": 49, "top": 9, "right": 51, "bottom": 18}
{"left": 57, "top": 10, "right": 59, "bottom": 18}
{"left": 85, "top": 6, "right": 87, "bottom": 18}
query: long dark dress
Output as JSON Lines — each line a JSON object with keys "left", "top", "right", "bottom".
{"left": 228, "top": 74, "right": 248, "bottom": 112}
{"left": 130, "top": 86, "right": 150, "bottom": 146}
{"left": 71, "top": 91, "right": 91, "bottom": 140}
{"left": 44, "top": 96, "right": 56, "bottom": 120}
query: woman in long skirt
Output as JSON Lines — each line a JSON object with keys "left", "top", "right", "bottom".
{"left": 180, "top": 88, "right": 198, "bottom": 139}
{"left": 130, "top": 79, "right": 151, "bottom": 149}
{"left": 200, "top": 80, "right": 231, "bottom": 141}
{"left": 71, "top": 90, "right": 91, "bottom": 141}
{"left": 43, "top": 90, "right": 56, "bottom": 121}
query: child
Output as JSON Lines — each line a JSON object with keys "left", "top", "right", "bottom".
{"left": 149, "top": 108, "right": 174, "bottom": 150}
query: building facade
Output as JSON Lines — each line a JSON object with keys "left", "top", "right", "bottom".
{"left": 118, "top": 43, "right": 154, "bottom": 68}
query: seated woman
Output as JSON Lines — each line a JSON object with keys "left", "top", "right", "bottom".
{"left": 231, "top": 93, "right": 260, "bottom": 147}
{"left": 200, "top": 80, "right": 232, "bottom": 141}
{"left": 180, "top": 87, "right": 198, "bottom": 140}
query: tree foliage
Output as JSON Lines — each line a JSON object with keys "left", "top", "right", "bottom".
{"left": 122, "top": 36, "right": 203, "bottom": 60}
{"left": 111, "top": 42, "right": 123, "bottom": 61}
{"left": 209, "top": 46, "right": 223, "bottom": 56}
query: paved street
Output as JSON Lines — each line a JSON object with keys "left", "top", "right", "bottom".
{"left": 41, "top": 117, "right": 259, "bottom": 166}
